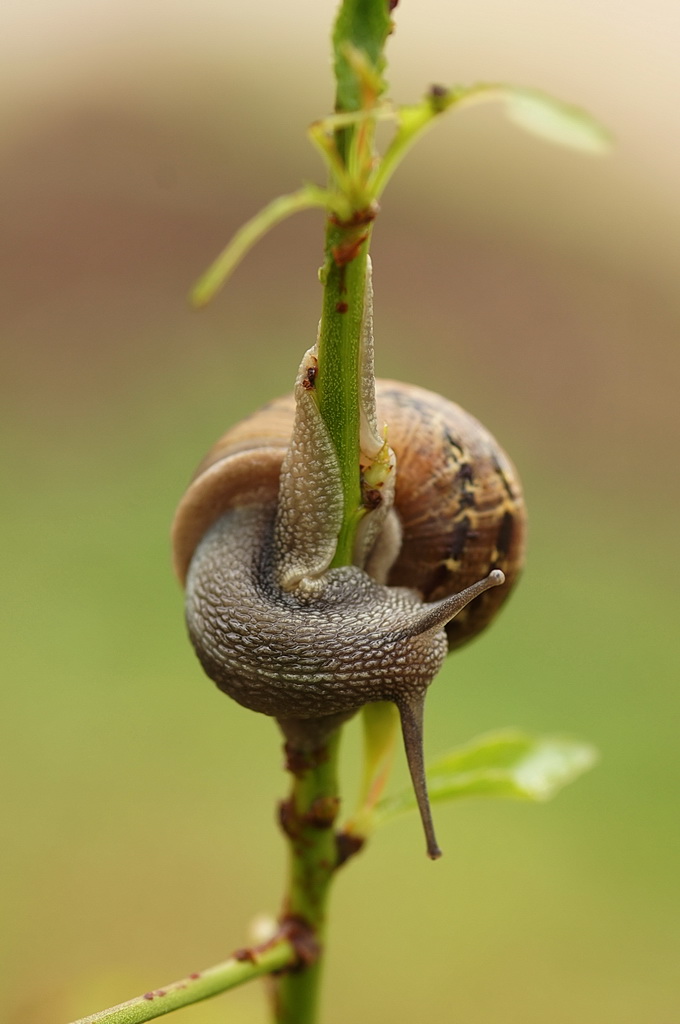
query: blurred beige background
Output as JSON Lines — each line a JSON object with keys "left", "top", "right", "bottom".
{"left": 2, "top": 2, "right": 679, "bottom": 1022}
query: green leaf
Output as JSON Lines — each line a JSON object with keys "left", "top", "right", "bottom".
{"left": 459, "top": 84, "right": 612, "bottom": 154}
{"left": 190, "top": 185, "right": 332, "bottom": 308}
{"left": 371, "top": 82, "right": 610, "bottom": 204}
{"left": 501, "top": 87, "right": 612, "bottom": 153}
{"left": 375, "top": 730, "right": 598, "bottom": 823}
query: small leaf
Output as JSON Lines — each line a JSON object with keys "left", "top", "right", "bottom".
{"left": 190, "top": 185, "right": 332, "bottom": 308}
{"left": 502, "top": 87, "right": 612, "bottom": 153}
{"left": 371, "top": 82, "right": 610, "bottom": 203}
{"left": 375, "top": 730, "right": 598, "bottom": 823}
{"left": 460, "top": 85, "right": 612, "bottom": 154}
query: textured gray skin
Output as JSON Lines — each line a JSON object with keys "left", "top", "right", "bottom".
{"left": 185, "top": 501, "right": 449, "bottom": 720}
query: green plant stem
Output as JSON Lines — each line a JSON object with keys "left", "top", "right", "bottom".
{"left": 273, "top": 9, "right": 392, "bottom": 1022}
{"left": 313, "top": 0, "right": 391, "bottom": 567}
{"left": 275, "top": 728, "right": 343, "bottom": 1024}
{"left": 68, "top": 940, "right": 297, "bottom": 1024}
{"left": 316, "top": 233, "right": 372, "bottom": 567}
{"left": 333, "top": 0, "right": 391, "bottom": 162}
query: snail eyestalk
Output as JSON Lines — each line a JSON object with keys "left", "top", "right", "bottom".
{"left": 398, "top": 697, "right": 441, "bottom": 860}
{"left": 408, "top": 570, "right": 506, "bottom": 637}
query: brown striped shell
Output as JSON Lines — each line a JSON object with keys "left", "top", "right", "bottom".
{"left": 172, "top": 379, "right": 526, "bottom": 652}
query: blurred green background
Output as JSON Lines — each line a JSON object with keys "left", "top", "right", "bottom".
{"left": 2, "top": 1, "right": 679, "bottom": 1021}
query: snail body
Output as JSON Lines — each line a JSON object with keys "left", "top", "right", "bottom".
{"left": 184, "top": 500, "right": 454, "bottom": 720}
{"left": 173, "top": 271, "right": 526, "bottom": 857}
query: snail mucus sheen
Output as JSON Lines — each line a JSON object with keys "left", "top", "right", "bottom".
{"left": 172, "top": 269, "right": 526, "bottom": 859}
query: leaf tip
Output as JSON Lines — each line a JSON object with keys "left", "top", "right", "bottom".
{"left": 504, "top": 87, "right": 613, "bottom": 156}
{"left": 189, "top": 283, "right": 212, "bottom": 309}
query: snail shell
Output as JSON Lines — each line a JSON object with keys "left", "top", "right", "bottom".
{"left": 173, "top": 381, "right": 526, "bottom": 650}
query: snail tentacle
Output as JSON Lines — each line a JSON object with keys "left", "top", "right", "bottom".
{"left": 398, "top": 696, "right": 442, "bottom": 860}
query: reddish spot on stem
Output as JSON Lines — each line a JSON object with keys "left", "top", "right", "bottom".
{"left": 336, "top": 831, "right": 365, "bottom": 866}
{"left": 143, "top": 993, "right": 155, "bottom": 1001}
{"left": 329, "top": 207, "right": 377, "bottom": 230}
{"left": 233, "top": 948, "right": 257, "bottom": 963}
{"left": 280, "top": 914, "right": 321, "bottom": 968}
{"left": 189, "top": 973, "right": 201, "bottom": 980}
{"left": 278, "top": 797, "right": 301, "bottom": 840}
{"left": 332, "top": 233, "right": 369, "bottom": 267}
{"left": 335, "top": 301, "right": 349, "bottom": 313}
{"left": 283, "top": 741, "right": 329, "bottom": 776}
{"left": 306, "top": 795, "right": 340, "bottom": 829}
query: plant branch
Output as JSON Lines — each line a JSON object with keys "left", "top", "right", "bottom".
{"left": 270, "top": 7, "right": 395, "bottom": 1021}
{"left": 274, "top": 727, "right": 343, "bottom": 1024}
{"left": 316, "top": 234, "right": 373, "bottom": 567}
{"left": 313, "top": 0, "right": 392, "bottom": 568}
{"left": 67, "top": 939, "right": 298, "bottom": 1024}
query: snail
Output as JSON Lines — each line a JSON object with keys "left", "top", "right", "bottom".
{"left": 172, "top": 267, "right": 526, "bottom": 858}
